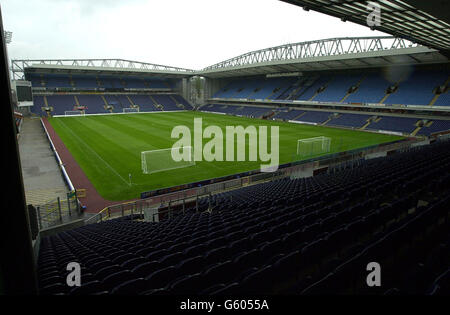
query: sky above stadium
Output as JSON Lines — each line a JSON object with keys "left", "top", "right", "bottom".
{"left": 2, "top": 0, "right": 389, "bottom": 70}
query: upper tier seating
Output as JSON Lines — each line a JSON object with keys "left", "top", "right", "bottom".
{"left": 30, "top": 94, "right": 190, "bottom": 115}
{"left": 30, "top": 77, "right": 43, "bottom": 87}
{"left": 125, "top": 79, "right": 147, "bottom": 89}
{"left": 214, "top": 78, "right": 298, "bottom": 100}
{"left": 313, "top": 73, "right": 364, "bottom": 103}
{"left": 345, "top": 74, "right": 392, "bottom": 104}
{"left": 252, "top": 78, "right": 296, "bottom": 100}
{"left": 45, "top": 75, "right": 72, "bottom": 88}
{"left": 37, "top": 140, "right": 450, "bottom": 295}
{"left": 433, "top": 90, "right": 450, "bottom": 107}
{"left": 147, "top": 79, "right": 172, "bottom": 89}
{"left": 72, "top": 76, "right": 99, "bottom": 89}
{"left": 211, "top": 69, "right": 450, "bottom": 106}
{"left": 28, "top": 74, "right": 176, "bottom": 91}
{"left": 296, "top": 76, "right": 330, "bottom": 101}
{"left": 385, "top": 70, "right": 449, "bottom": 106}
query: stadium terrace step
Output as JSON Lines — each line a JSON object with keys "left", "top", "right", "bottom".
{"left": 379, "top": 92, "right": 390, "bottom": 104}
{"left": 292, "top": 111, "right": 307, "bottom": 121}
{"left": 360, "top": 120, "right": 372, "bottom": 130}
{"left": 411, "top": 126, "right": 423, "bottom": 136}
{"left": 126, "top": 96, "right": 134, "bottom": 106}
{"left": 322, "top": 114, "right": 340, "bottom": 126}
{"left": 429, "top": 93, "right": 441, "bottom": 106}
{"left": 100, "top": 95, "right": 108, "bottom": 106}
{"left": 341, "top": 76, "right": 366, "bottom": 103}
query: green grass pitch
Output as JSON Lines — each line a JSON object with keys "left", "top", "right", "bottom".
{"left": 49, "top": 111, "right": 404, "bottom": 201}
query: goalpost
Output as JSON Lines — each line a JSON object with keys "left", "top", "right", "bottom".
{"left": 123, "top": 108, "right": 139, "bottom": 113}
{"left": 297, "top": 136, "right": 331, "bottom": 157}
{"left": 64, "top": 110, "right": 85, "bottom": 116}
{"left": 141, "top": 146, "right": 195, "bottom": 174}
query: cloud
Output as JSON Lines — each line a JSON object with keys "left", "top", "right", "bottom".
{"left": 1, "top": 0, "right": 389, "bottom": 70}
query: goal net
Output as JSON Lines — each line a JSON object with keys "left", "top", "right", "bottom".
{"left": 297, "top": 136, "right": 331, "bottom": 157}
{"left": 65, "top": 110, "right": 84, "bottom": 116}
{"left": 123, "top": 108, "right": 139, "bottom": 113}
{"left": 141, "top": 146, "right": 195, "bottom": 174}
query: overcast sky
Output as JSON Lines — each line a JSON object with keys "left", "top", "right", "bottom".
{"left": 1, "top": 0, "right": 389, "bottom": 70}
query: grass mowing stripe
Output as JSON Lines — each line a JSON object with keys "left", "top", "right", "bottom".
{"left": 84, "top": 115, "right": 156, "bottom": 150}
{"left": 57, "top": 118, "right": 132, "bottom": 187}
{"left": 74, "top": 116, "right": 145, "bottom": 164}
{"left": 49, "top": 112, "right": 403, "bottom": 201}
{"left": 102, "top": 114, "right": 184, "bottom": 148}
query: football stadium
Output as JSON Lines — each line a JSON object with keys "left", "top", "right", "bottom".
{"left": 2, "top": 0, "right": 450, "bottom": 299}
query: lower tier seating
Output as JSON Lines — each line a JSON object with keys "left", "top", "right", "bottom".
{"left": 201, "top": 104, "right": 450, "bottom": 136}
{"left": 37, "top": 140, "right": 450, "bottom": 295}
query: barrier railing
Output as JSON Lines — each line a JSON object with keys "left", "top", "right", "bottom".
{"left": 40, "top": 118, "right": 76, "bottom": 192}
{"left": 37, "top": 192, "right": 80, "bottom": 229}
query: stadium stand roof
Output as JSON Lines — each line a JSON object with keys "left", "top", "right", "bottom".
{"left": 200, "top": 36, "right": 447, "bottom": 78}
{"left": 14, "top": 36, "right": 448, "bottom": 80}
{"left": 11, "top": 1, "right": 450, "bottom": 80}
{"left": 281, "top": 0, "right": 450, "bottom": 53}
{"left": 12, "top": 59, "right": 195, "bottom": 80}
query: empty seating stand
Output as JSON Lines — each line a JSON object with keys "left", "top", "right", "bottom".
{"left": 385, "top": 70, "right": 449, "bottom": 106}
{"left": 313, "top": 73, "right": 363, "bottom": 103}
{"left": 273, "top": 110, "right": 305, "bottom": 121}
{"left": 29, "top": 94, "right": 190, "bottom": 115}
{"left": 37, "top": 140, "right": 450, "bottom": 295}
{"left": 419, "top": 120, "right": 450, "bottom": 136}
{"left": 328, "top": 113, "right": 371, "bottom": 129}
{"left": 368, "top": 116, "right": 418, "bottom": 134}
{"left": 200, "top": 104, "right": 450, "bottom": 136}
{"left": 210, "top": 69, "right": 449, "bottom": 107}
{"left": 295, "top": 111, "right": 333, "bottom": 124}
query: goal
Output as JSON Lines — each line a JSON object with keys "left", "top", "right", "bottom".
{"left": 64, "top": 110, "right": 85, "bottom": 116}
{"left": 123, "top": 108, "right": 139, "bottom": 113}
{"left": 141, "top": 146, "right": 195, "bottom": 174}
{"left": 297, "top": 136, "right": 331, "bottom": 157}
